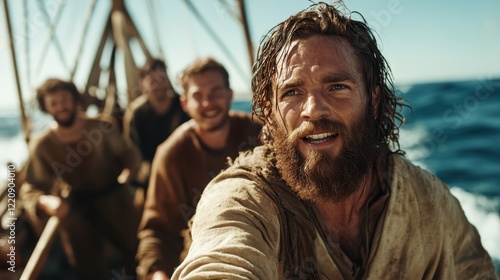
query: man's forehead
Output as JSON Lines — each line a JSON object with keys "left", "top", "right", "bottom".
{"left": 274, "top": 35, "right": 359, "bottom": 84}
{"left": 145, "top": 68, "right": 167, "bottom": 78}
{"left": 186, "top": 71, "right": 225, "bottom": 92}
{"left": 47, "top": 89, "right": 72, "bottom": 97}
{"left": 277, "top": 36, "right": 354, "bottom": 66}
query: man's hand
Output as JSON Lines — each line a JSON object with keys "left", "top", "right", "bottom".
{"left": 118, "top": 168, "right": 131, "bottom": 184}
{"left": 151, "top": 270, "right": 169, "bottom": 280}
{"left": 38, "top": 195, "right": 70, "bottom": 218}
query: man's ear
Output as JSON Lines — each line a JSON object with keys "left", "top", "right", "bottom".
{"left": 371, "top": 85, "right": 381, "bottom": 119}
{"left": 180, "top": 95, "right": 188, "bottom": 112}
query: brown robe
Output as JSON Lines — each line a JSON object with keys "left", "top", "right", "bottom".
{"left": 20, "top": 117, "right": 142, "bottom": 279}
{"left": 136, "top": 111, "right": 262, "bottom": 278}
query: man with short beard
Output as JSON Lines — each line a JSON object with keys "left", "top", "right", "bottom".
{"left": 171, "top": 3, "right": 497, "bottom": 280}
{"left": 136, "top": 57, "right": 262, "bottom": 280}
{"left": 21, "top": 78, "right": 142, "bottom": 279}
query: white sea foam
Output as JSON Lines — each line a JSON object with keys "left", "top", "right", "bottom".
{"left": 399, "top": 125, "right": 430, "bottom": 169}
{"left": 451, "top": 187, "right": 500, "bottom": 262}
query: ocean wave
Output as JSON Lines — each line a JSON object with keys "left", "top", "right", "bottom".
{"left": 451, "top": 187, "right": 500, "bottom": 265}
{"left": 399, "top": 126, "right": 430, "bottom": 168}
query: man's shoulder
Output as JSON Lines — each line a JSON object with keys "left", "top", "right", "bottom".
{"left": 389, "top": 154, "right": 454, "bottom": 208}
{"left": 230, "top": 145, "right": 270, "bottom": 168}
{"left": 229, "top": 111, "right": 262, "bottom": 131}
{"left": 198, "top": 145, "right": 304, "bottom": 223}
{"left": 29, "top": 129, "right": 54, "bottom": 150}
{"left": 390, "top": 155, "right": 441, "bottom": 185}
{"left": 202, "top": 146, "right": 275, "bottom": 190}
{"left": 229, "top": 110, "right": 255, "bottom": 122}
{"left": 208, "top": 146, "right": 277, "bottom": 192}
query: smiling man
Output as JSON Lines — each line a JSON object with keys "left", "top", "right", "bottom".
{"left": 136, "top": 57, "right": 262, "bottom": 280}
{"left": 21, "top": 78, "right": 142, "bottom": 279}
{"left": 171, "top": 3, "right": 497, "bottom": 280}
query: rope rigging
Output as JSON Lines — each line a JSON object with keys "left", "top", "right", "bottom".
{"left": 183, "top": 0, "right": 251, "bottom": 85}
{"left": 35, "top": 0, "right": 69, "bottom": 75}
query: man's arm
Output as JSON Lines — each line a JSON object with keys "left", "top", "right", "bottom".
{"left": 122, "top": 108, "right": 151, "bottom": 186}
{"left": 122, "top": 105, "right": 141, "bottom": 150}
{"left": 20, "top": 141, "right": 64, "bottom": 232}
{"left": 104, "top": 119, "right": 142, "bottom": 184}
{"left": 171, "top": 176, "right": 282, "bottom": 279}
{"left": 136, "top": 144, "right": 188, "bottom": 279}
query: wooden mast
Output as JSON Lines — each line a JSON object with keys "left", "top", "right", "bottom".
{"left": 79, "top": 0, "right": 153, "bottom": 112}
{"left": 237, "top": 0, "right": 254, "bottom": 71}
{"left": 111, "top": 0, "right": 151, "bottom": 103}
{"left": 2, "top": 0, "right": 30, "bottom": 144}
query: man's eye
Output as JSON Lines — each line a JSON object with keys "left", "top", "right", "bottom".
{"left": 192, "top": 94, "right": 201, "bottom": 101}
{"left": 212, "top": 90, "right": 225, "bottom": 99}
{"left": 283, "top": 89, "right": 298, "bottom": 97}
{"left": 330, "top": 84, "right": 346, "bottom": 90}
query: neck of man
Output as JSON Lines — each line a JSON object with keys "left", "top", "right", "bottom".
{"left": 314, "top": 164, "right": 379, "bottom": 263}
{"left": 149, "top": 91, "right": 174, "bottom": 115}
{"left": 194, "top": 117, "right": 231, "bottom": 151}
{"left": 53, "top": 114, "right": 86, "bottom": 143}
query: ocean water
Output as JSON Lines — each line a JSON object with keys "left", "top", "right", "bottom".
{"left": 1, "top": 79, "right": 500, "bottom": 273}
{"left": 398, "top": 78, "right": 500, "bottom": 272}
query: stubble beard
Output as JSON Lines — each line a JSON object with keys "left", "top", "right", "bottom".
{"left": 270, "top": 107, "right": 377, "bottom": 203}
{"left": 55, "top": 109, "right": 77, "bottom": 128}
{"left": 201, "top": 107, "right": 230, "bottom": 133}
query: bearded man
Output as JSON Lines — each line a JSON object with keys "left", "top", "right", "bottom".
{"left": 170, "top": 2, "right": 497, "bottom": 280}
{"left": 21, "top": 78, "right": 142, "bottom": 279}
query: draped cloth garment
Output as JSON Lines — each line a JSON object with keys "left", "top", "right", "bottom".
{"left": 172, "top": 145, "right": 498, "bottom": 280}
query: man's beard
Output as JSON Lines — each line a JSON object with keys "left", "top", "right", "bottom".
{"left": 270, "top": 107, "right": 377, "bottom": 203}
{"left": 55, "top": 110, "right": 77, "bottom": 127}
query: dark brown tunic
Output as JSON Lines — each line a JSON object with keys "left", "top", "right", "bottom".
{"left": 136, "top": 111, "right": 262, "bottom": 278}
{"left": 20, "top": 117, "right": 142, "bottom": 279}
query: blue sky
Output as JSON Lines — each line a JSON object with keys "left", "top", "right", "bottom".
{"left": 1, "top": 0, "right": 499, "bottom": 109}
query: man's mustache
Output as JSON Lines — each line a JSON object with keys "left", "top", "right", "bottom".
{"left": 288, "top": 119, "right": 347, "bottom": 141}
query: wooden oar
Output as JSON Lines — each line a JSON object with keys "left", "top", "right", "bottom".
{"left": 20, "top": 216, "right": 60, "bottom": 280}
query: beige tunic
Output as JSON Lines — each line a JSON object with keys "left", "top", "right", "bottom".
{"left": 172, "top": 145, "right": 498, "bottom": 280}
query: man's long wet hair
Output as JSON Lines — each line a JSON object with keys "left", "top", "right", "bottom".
{"left": 252, "top": 1, "right": 407, "bottom": 151}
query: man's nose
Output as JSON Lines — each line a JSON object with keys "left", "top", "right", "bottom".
{"left": 300, "top": 92, "right": 330, "bottom": 121}
{"left": 200, "top": 96, "right": 215, "bottom": 107}
{"left": 53, "top": 101, "right": 65, "bottom": 111}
